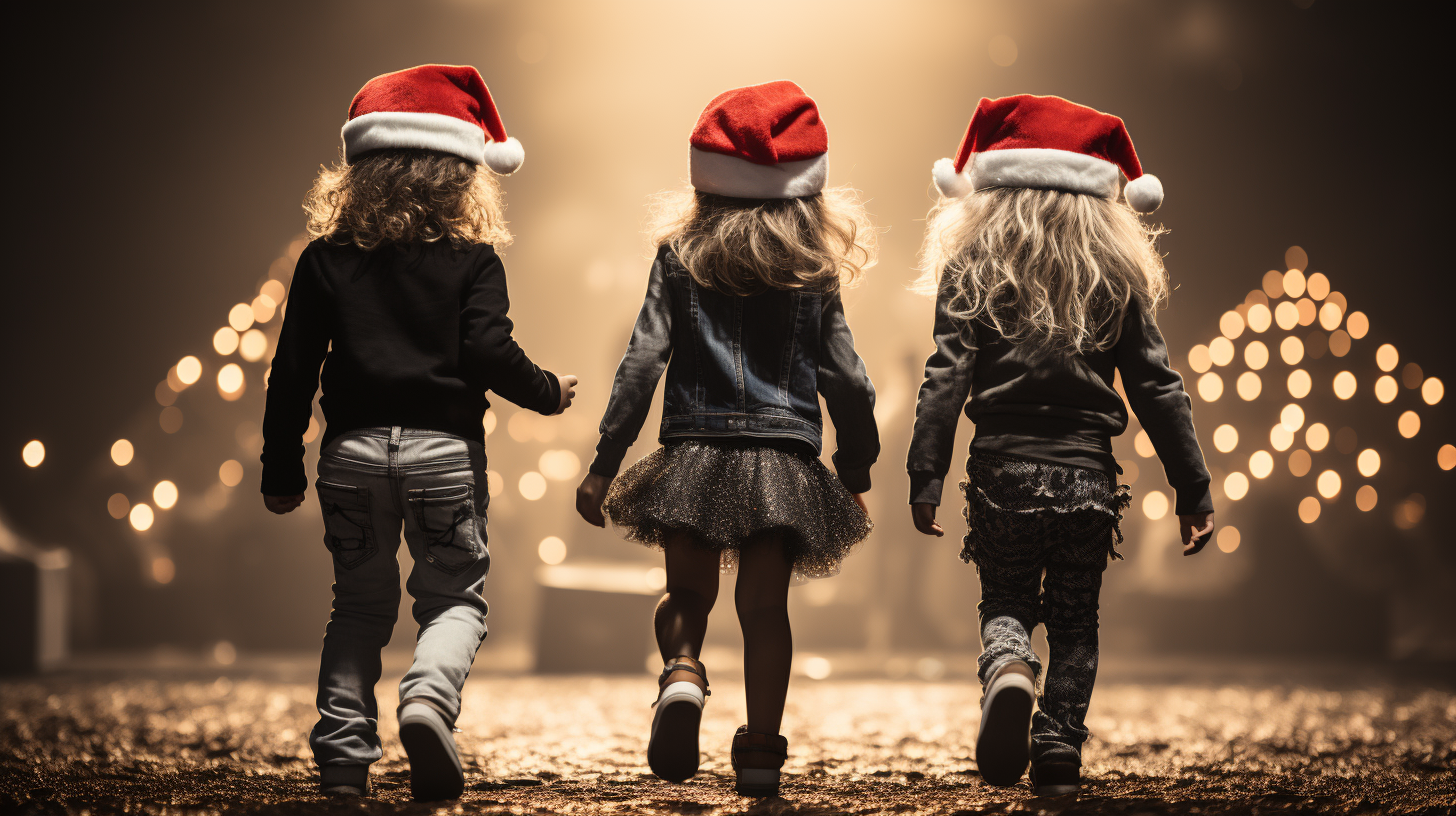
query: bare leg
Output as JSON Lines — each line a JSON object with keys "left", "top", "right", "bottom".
{"left": 735, "top": 532, "right": 794, "bottom": 735}
{"left": 656, "top": 531, "right": 720, "bottom": 664}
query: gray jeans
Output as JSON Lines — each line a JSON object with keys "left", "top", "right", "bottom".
{"left": 309, "top": 427, "right": 490, "bottom": 779}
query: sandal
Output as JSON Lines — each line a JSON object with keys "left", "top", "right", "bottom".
{"left": 731, "top": 725, "right": 788, "bottom": 797}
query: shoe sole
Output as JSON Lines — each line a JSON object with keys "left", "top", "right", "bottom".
{"left": 735, "top": 768, "right": 780, "bottom": 797}
{"left": 1033, "top": 783, "right": 1081, "bottom": 796}
{"left": 399, "top": 710, "right": 465, "bottom": 801}
{"left": 648, "top": 682, "right": 704, "bottom": 783}
{"left": 976, "top": 673, "right": 1034, "bottom": 787}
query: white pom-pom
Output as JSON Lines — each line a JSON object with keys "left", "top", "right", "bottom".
{"left": 482, "top": 136, "right": 525, "bottom": 175}
{"left": 1124, "top": 173, "right": 1163, "bottom": 213}
{"left": 932, "top": 157, "right": 973, "bottom": 198}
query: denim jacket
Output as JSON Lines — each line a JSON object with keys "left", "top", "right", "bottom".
{"left": 589, "top": 245, "right": 879, "bottom": 492}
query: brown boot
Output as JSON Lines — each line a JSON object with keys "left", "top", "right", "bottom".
{"left": 731, "top": 725, "right": 788, "bottom": 797}
{"left": 648, "top": 656, "right": 710, "bottom": 783}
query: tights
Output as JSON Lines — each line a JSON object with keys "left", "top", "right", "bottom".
{"left": 653, "top": 530, "right": 792, "bottom": 735}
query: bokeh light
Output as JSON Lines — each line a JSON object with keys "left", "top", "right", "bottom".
{"left": 218, "top": 363, "right": 245, "bottom": 399}
{"left": 1287, "top": 369, "right": 1312, "bottom": 398}
{"left": 153, "top": 480, "right": 178, "bottom": 510}
{"left": 129, "top": 503, "right": 155, "bottom": 532}
{"left": 1208, "top": 337, "right": 1235, "bottom": 366}
{"left": 219, "top": 460, "right": 244, "bottom": 487}
{"left": 1316, "top": 470, "right": 1341, "bottom": 499}
{"left": 1288, "top": 449, "right": 1312, "bottom": 477}
{"left": 1223, "top": 472, "right": 1249, "bottom": 500}
{"left": 1134, "top": 430, "right": 1156, "bottom": 458}
{"left": 1438, "top": 444, "right": 1456, "bottom": 471}
{"left": 508, "top": 412, "right": 535, "bottom": 443}
{"left": 1375, "top": 344, "right": 1399, "bottom": 372}
{"left": 1216, "top": 526, "right": 1241, "bottom": 553}
{"left": 251, "top": 294, "right": 277, "bottom": 324}
{"left": 1306, "top": 271, "right": 1330, "bottom": 300}
{"left": 1213, "top": 424, "right": 1238, "bottom": 453}
{"left": 1305, "top": 423, "right": 1329, "bottom": 451}
{"left": 1244, "top": 341, "right": 1269, "bottom": 370}
{"left": 1249, "top": 450, "right": 1274, "bottom": 479}
{"left": 21, "top": 440, "right": 44, "bottom": 468}
{"left": 1374, "top": 375, "right": 1398, "bottom": 404}
{"left": 1355, "top": 485, "right": 1377, "bottom": 512}
{"left": 1197, "top": 372, "right": 1224, "bottom": 402}
{"left": 177, "top": 355, "right": 202, "bottom": 385}
{"left": 1188, "top": 344, "right": 1212, "bottom": 373}
{"left": 483, "top": 410, "right": 498, "bottom": 435}
{"left": 1274, "top": 301, "right": 1299, "bottom": 330}
{"left": 1298, "top": 496, "right": 1321, "bottom": 523}
{"left": 1246, "top": 303, "right": 1272, "bottom": 333}
{"left": 1296, "top": 298, "right": 1317, "bottom": 326}
{"left": 107, "top": 493, "right": 130, "bottom": 519}
{"left": 213, "top": 327, "right": 239, "bottom": 355}
{"left": 1261, "top": 271, "right": 1284, "bottom": 298}
{"left": 1394, "top": 495, "right": 1425, "bottom": 530}
{"left": 1356, "top": 449, "right": 1380, "bottom": 478}
{"left": 111, "top": 439, "right": 134, "bottom": 466}
{"left": 1270, "top": 424, "right": 1294, "bottom": 452}
{"left": 1142, "top": 490, "right": 1168, "bottom": 520}
{"left": 519, "top": 471, "right": 547, "bottom": 500}
{"left": 1219, "top": 311, "right": 1245, "bottom": 340}
{"left": 1284, "top": 246, "right": 1308, "bottom": 273}
{"left": 1397, "top": 411, "right": 1420, "bottom": 438}
{"left": 1402, "top": 363, "right": 1423, "bottom": 389}
{"left": 1333, "top": 371, "right": 1357, "bottom": 400}
{"left": 1282, "top": 268, "right": 1306, "bottom": 298}
{"left": 1237, "top": 372, "right": 1262, "bottom": 401}
{"left": 539, "top": 449, "right": 582, "bottom": 481}
{"left": 537, "top": 536, "right": 567, "bottom": 565}
{"left": 261, "top": 279, "right": 287, "bottom": 304}
{"left": 1345, "top": 311, "right": 1369, "bottom": 339}
{"left": 302, "top": 416, "right": 320, "bottom": 444}
{"left": 228, "top": 303, "right": 254, "bottom": 332}
{"left": 1328, "top": 329, "right": 1351, "bottom": 357}
{"left": 159, "top": 406, "right": 183, "bottom": 434}
{"left": 213, "top": 641, "right": 237, "bottom": 665}
{"left": 1318, "top": 302, "right": 1343, "bottom": 331}
{"left": 486, "top": 470, "right": 505, "bottom": 497}
{"left": 801, "top": 655, "right": 833, "bottom": 681}
{"left": 152, "top": 557, "right": 175, "bottom": 585}
{"left": 239, "top": 329, "right": 268, "bottom": 362}
{"left": 1423, "top": 377, "right": 1444, "bottom": 405}
{"left": 1280, "top": 336, "right": 1304, "bottom": 365}
{"left": 1280, "top": 403, "right": 1305, "bottom": 432}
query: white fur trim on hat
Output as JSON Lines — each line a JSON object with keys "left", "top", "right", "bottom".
{"left": 1123, "top": 173, "right": 1163, "bottom": 213}
{"left": 342, "top": 111, "right": 487, "bottom": 165}
{"left": 482, "top": 136, "right": 524, "bottom": 175}
{"left": 689, "top": 147, "right": 828, "bottom": 199}
{"left": 932, "top": 157, "right": 974, "bottom": 198}
{"left": 968, "top": 148, "right": 1121, "bottom": 200}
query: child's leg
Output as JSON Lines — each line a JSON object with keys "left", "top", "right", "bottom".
{"left": 1032, "top": 563, "right": 1104, "bottom": 763}
{"left": 974, "top": 551, "right": 1045, "bottom": 686}
{"left": 656, "top": 531, "right": 721, "bottom": 664}
{"left": 734, "top": 532, "right": 793, "bottom": 734}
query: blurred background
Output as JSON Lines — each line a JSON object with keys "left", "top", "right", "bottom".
{"left": 1, "top": 0, "right": 1451, "bottom": 678}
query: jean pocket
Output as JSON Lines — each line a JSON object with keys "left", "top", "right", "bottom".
{"left": 408, "top": 484, "right": 480, "bottom": 575}
{"left": 317, "top": 480, "right": 377, "bottom": 569}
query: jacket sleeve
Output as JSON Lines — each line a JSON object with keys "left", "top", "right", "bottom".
{"left": 260, "top": 246, "right": 332, "bottom": 496}
{"left": 461, "top": 248, "right": 561, "bottom": 415}
{"left": 906, "top": 280, "right": 977, "bottom": 506}
{"left": 589, "top": 251, "right": 674, "bottom": 478}
{"left": 818, "top": 292, "right": 879, "bottom": 493}
{"left": 1115, "top": 302, "right": 1214, "bottom": 515}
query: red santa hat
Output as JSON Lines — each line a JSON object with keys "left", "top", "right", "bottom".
{"left": 341, "top": 64, "right": 524, "bottom": 175}
{"left": 689, "top": 80, "right": 828, "bottom": 199}
{"left": 931, "top": 94, "right": 1163, "bottom": 213}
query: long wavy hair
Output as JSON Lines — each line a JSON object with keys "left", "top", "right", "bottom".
{"left": 914, "top": 187, "right": 1168, "bottom": 354}
{"left": 650, "top": 188, "right": 877, "bottom": 296}
{"left": 304, "top": 149, "right": 512, "bottom": 250}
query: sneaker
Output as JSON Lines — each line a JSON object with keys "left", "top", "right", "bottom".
{"left": 730, "top": 726, "right": 788, "bottom": 797}
{"left": 975, "top": 659, "right": 1035, "bottom": 786}
{"left": 319, "top": 766, "right": 369, "bottom": 797}
{"left": 648, "top": 656, "right": 710, "bottom": 782}
{"left": 1030, "top": 759, "right": 1081, "bottom": 796}
{"left": 398, "top": 698, "right": 465, "bottom": 801}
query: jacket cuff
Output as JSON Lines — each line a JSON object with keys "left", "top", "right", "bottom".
{"left": 835, "top": 464, "right": 872, "bottom": 494}
{"left": 260, "top": 461, "right": 308, "bottom": 496}
{"left": 589, "top": 435, "right": 629, "bottom": 479}
{"left": 1174, "top": 480, "right": 1215, "bottom": 516}
{"left": 908, "top": 471, "right": 944, "bottom": 506}
{"left": 534, "top": 369, "right": 562, "bottom": 416}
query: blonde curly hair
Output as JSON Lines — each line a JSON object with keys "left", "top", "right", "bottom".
{"left": 304, "top": 149, "right": 511, "bottom": 250}
{"left": 650, "top": 188, "right": 877, "bottom": 296}
{"left": 914, "top": 187, "right": 1169, "bottom": 353}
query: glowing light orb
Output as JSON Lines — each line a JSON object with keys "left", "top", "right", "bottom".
{"left": 1296, "top": 298, "right": 1317, "bottom": 326}
{"left": 1357, "top": 449, "right": 1381, "bottom": 478}
{"left": 153, "top": 480, "right": 178, "bottom": 510}
{"left": 1219, "top": 311, "right": 1245, "bottom": 340}
{"left": 152, "top": 557, "right": 175, "bottom": 584}
{"left": 519, "top": 471, "right": 547, "bottom": 500}
{"left": 1197, "top": 373, "right": 1224, "bottom": 402}
{"left": 1375, "top": 344, "right": 1399, "bottom": 372}
{"left": 1249, "top": 451, "right": 1274, "bottom": 479}
{"left": 1213, "top": 424, "right": 1238, "bottom": 453}
{"left": 1282, "top": 269, "right": 1306, "bottom": 298}
{"left": 1216, "top": 526, "right": 1241, "bottom": 553}
{"left": 111, "top": 439, "right": 134, "bottom": 466}
{"left": 486, "top": 470, "right": 504, "bottom": 497}
{"left": 1270, "top": 424, "right": 1294, "bottom": 452}
{"left": 129, "top": 503, "right": 155, "bottom": 531}
{"left": 1142, "top": 490, "right": 1169, "bottom": 520}
{"left": 1288, "top": 449, "right": 1312, "bottom": 477}
{"left": 801, "top": 655, "right": 833, "bottom": 680}
{"left": 1298, "top": 497, "right": 1321, "bottom": 524}
{"left": 107, "top": 493, "right": 130, "bottom": 519}
{"left": 1287, "top": 369, "right": 1312, "bottom": 398}
{"left": 21, "top": 440, "right": 44, "bottom": 467}
{"left": 1398, "top": 411, "right": 1420, "bottom": 439}
{"left": 1223, "top": 472, "right": 1249, "bottom": 501}
{"left": 239, "top": 329, "right": 268, "bottom": 362}
{"left": 1188, "top": 344, "right": 1212, "bottom": 373}
{"left": 228, "top": 303, "right": 254, "bottom": 332}
{"left": 1355, "top": 485, "right": 1377, "bottom": 512}
{"left": 1244, "top": 341, "right": 1269, "bottom": 370}
{"left": 1306, "top": 272, "right": 1330, "bottom": 300}
{"left": 1237, "top": 372, "right": 1262, "bottom": 401}
{"left": 1423, "top": 377, "right": 1444, "bottom": 405}
{"left": 1328, "top": 330, "right": 1352, "bottom": 357}
{"left": 219, "top": 460, "right": 244, "bottom": 487}
{"left": 1134, "top": 430, "right": 1156, "bottom": 458}
{"left": 177, "top": 356, "right": 202, "bottom": 385}
{"left": 1274, "top": 301, "right": 1300, "bottom": 331}
{"left": 1280, "top": 336, "right": 1304, "bottom": 365}
{"left": 537, "top": 536, "right": 567, "bottom": 565}
{"left": 1209, "top": 337, "right": 1235, "bottom": 366}
{"left": 1318, "top": 302, "right": 1343, "bottom": 331}
{"left": 539, "top": 449, "right": 582, "bottom": 481}
{"left": 1374, "top": 375, "right": 1398, "bottom": 404}
{"left": 1247, "top": 303, "right": 1272, "bottom": 333}
{"left": 218, "top": 363, "right": 245, "bottom": 397}
{"left": 1305, "top": 423, "right": 1329, "bottom": 452}
{"left": 1316, "top": 470, "right": 1341, "bottom": 499}
{"left": 213, "top": 327, "right": 239, "bottom": 355}
{"left": 1345, "top": 311, "right": 1369, "bottom": 339}
{"left": 1333, "top": 371, "right": 1357, "bottom": 400}
{"left": 251, "top": 294, "right": 277, "bottom": 324}
{"left": 1280, "top": 404, "right": 1305, "bottom": 432}
{"left": 1438, "top": 444, "right": 1455, "bottom": 471}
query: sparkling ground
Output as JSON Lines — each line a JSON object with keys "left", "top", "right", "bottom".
{"left": 2, "top": 659, "right": 1453, "bottom": 815}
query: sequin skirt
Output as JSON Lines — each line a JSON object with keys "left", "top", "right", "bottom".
{"left": 602, "top": 440, "right": 872, "bottom": 578}
{"left": 959, "top": 449, "right": 1131, "bottom": 566}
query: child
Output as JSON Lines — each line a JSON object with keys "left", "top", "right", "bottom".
{"left": 575, "top": 80, "right": 879, "bottom": 797}
{"left": 260, "top": 65, "right": 576, "bottom": 801}
{"left": 907, "top": 95, "right": 1215, "bottom": 796}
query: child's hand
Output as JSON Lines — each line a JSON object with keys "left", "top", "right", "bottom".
{"left": 852, "top": 493, "right": 871, "bottom": 522}
{"left": 1180, "top": 512, "right": 1215, "bottom": 556}
{"left": 264, "top": 494, "right": 305, "bottom": 514}
{"left": 911, "top": 502, "right": 944, "bottom": 537}
{"left": 554, "top": 374, "right": 578, "bottom": 415}
{"left": 576, "top": 473, "right": 610, "bottom": 527}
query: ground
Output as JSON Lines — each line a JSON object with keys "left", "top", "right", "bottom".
{"left": 1, "top": 658, "right": 1453, "bottom": 815}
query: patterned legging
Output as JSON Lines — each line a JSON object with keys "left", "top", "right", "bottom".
{"left": 961, "top": 450, "right": 1128, "bottom": 763}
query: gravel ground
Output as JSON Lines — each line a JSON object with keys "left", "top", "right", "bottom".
{"left": 2, "top": 664, "right": 1453, "bottom": 815}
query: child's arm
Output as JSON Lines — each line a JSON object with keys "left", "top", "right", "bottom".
{"left": 907, "top": 281, "right": 977, "bottom": 535}
{"left": 461, "top": 247, "right": 566, "bottom": 416}
{"left": 818, "top": 292, "right": 879, "bottom": 496}
{"left": 260, "top": 246, "right": 332, "bottom": 511}
{"left": 577, "top": 249, "right": 674, "bottom": 526}
{"left": 1114, "top": 302, "right": 1216, "bottom": 543}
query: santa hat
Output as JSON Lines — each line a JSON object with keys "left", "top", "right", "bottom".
{"left": 689, "top": 80, "right": 828, "bottom": 199}
{"left": 341, "top": 64, "right": 524, "bottom": 175}
{"left": 931, "top": 94, "right": 1163, "bottom": 213}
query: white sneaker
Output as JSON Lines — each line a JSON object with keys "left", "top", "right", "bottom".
{"left": 976, "top": 659, "right": 1035, "bottom": 786}
{"left": 647, "top": 658, "right": 710, "bottom": 782}
{"left": 398, "top": 698, "right": 465, "bottom": 801}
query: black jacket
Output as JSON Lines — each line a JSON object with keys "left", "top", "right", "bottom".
{"left": 260, "top": 239, "right": 559, "bottom": 495}
{"left": 908, "top": 284, "right": 1214, "bottom": 516}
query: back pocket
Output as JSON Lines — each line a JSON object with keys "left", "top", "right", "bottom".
{"left": 317, "top": 481, "right": 377, "bottom": 569}
{"left": 408, "top": 484, "right": 480, "bottom": 575}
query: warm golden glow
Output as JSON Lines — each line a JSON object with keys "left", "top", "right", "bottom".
{"left": 1249, "top": 450, "right": 1274, "bottom": 479}
{"left": 519, "top": 471, "right": 547, "bottom": 500}
{"left": 487, "top": 470, "right": 505, "bottom": 497}
{"left": 1287, "top": 369, "right": 1312, "bottom": 398}
{"left": 1328, "top": 329, "right": 1351, "bottom": 357}
{"left": 251, "top": 294, "right": 277, "bottom": 324}
{"left": 219, "top": 459, "right": 244, "bottom": 487}
{"left": 988, "top": 33, "right": 1018, "bottom": 66}
{"left": 1438, "top": 444, "right": 1456, "bottom": 471}
{"left": 1285, "top": 246, "right": 1308, "bottom": 272}
{"left": 1142, "top": 490, "right": 1168, "bottom": 520}
{"left": 302, "top": 416, "right": 320, "bottom": 444}
{"left": 153, "top": 480, "right": 178, "bottom": 510}
{"left": 1246, "top": 303, "right": 1272, "bottom": 333}
{"left": 1188, "top": 344, "right": 1212, "bottom": 373}
{"left": 239, "top": 329, "right": 268, "bottom": 362}
{"left": 1298, "top": 496, "right": 1321, "bottom": 524}
{"left": 1261, "top": 271, "right": 1284, "bottom": 298}
{"left": 1244, "top": 341, "right": 1269, "bottom": 370}
{"left": 1394, "top": 495, "right": 1425, "bottom": 530}
{"left": 1216, "top": 525, "right": 1241, "bottom": 553}
{"left": 214, "top": 327, "right": 240, "bottom": 355}
{"left": 1133, "top": 430, "right": 1156, "bottom": 458}
{"left": 218, "top": 363, "right": 245, "bottom": 395}
{"left": 1402, "top": 363, "right": 1423, "bottom": 389}
{"left": 1357, "top": 449, "right": 1380, "bottom": 478}
{"left": 1281, "top": 403, "right": 1305, "bottom": 432}
{"left": 1280, "top": 336, "right": 1304, "bottom": 365}
{"left": 1197, "top": 372, "right": 1224, "bottom": 402}
{"left": 111, "top": 438, "right": 134, "bottom": 466}
{"left": 1317, "top": 302, "right": 1343, "bottom": 331}
{"left": 107, "top": 493, "right": 130, "bottom": 519}
{"left": 152, "top": 557, "right": 175, "bottom": 585}
{"left": 1374, "top": 375, "right": 1398, "bottom": 404}
{"left": 508, "top": 412, "right": 535, "bottom": 443}
{"left": 1213, "top": 424, "right": 1238, "bottom": 453}
{"left": 159, "top": 406, "right": 183, "bottom": 434}
{"left": 1219, "top": 311, "right": 1245, "bottom": 340}
{"left": 1236, "top": 371, "right": 1262, "bottom": 401}
{"left": 1208, "top": 337, "right": 1235, "bottom": 366}
{"left": 1274, "top": 301, "right": 1299, "bottom": 330}
{"left": 1316, "top": 469, "right": 1341, "bottom": 499}
{"left": 1421, "top": 377, "right": 1443, "bottom": 405}
{"left": 1223, "top": 471, "right": 1249, "bottom": 500}
{"left": 129, "top": 503, "right": 155, "bottom": 532}
{"left": 1333, "top": 371, "right": 1357, "bottom": 400}
{"left": 1397, "top": 411, "right": 1420, "bottom": 438}
{"left": 177, "top": 355, "right": 202, "bottom": 385}
{"left": 1375, "top": 344, "right": 1398, "bottom": 372}
{"left": 1345, "top": 311, "right": 1369, "bottom": 339}
{"left": 1305, "top": 423, "right": 1329, "bottom": 451}
{"left": 538, "top": 536, "right": 567, "bottom": 565}
{"left": 228, "top": 303, "right": 255, "bottom": 332}
{"left": 260, "top": 279, "right": 287, "bottom": 304}
{"left": 1288, "top": 449, "right": 1312, "bottom": 477}
{"left": 1306, "top": 272, "right": 1330, "bottom": 300}
{"left": 539, "top": 449, "right": 582, "bottom": 481}
{"left": 21, "top": 440, "right": 44, "bottom": 467}
{"left": 156, "top": 381, "right": 177, "bottom": 407}
{"left": 483, "top": 410, "right": 497, "bottom": 435}
{"left": 1282, "top": 268, "right": 1306, "bottom": 298}
{"left": 1295, "top": 297, "right": 1317, "bottom": 326}
{"left": 1270, "top": 424, "right": 1294, "bottom": 452}
{"left": 1355, "top": 485, "right": 1377, "bottom": 512}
